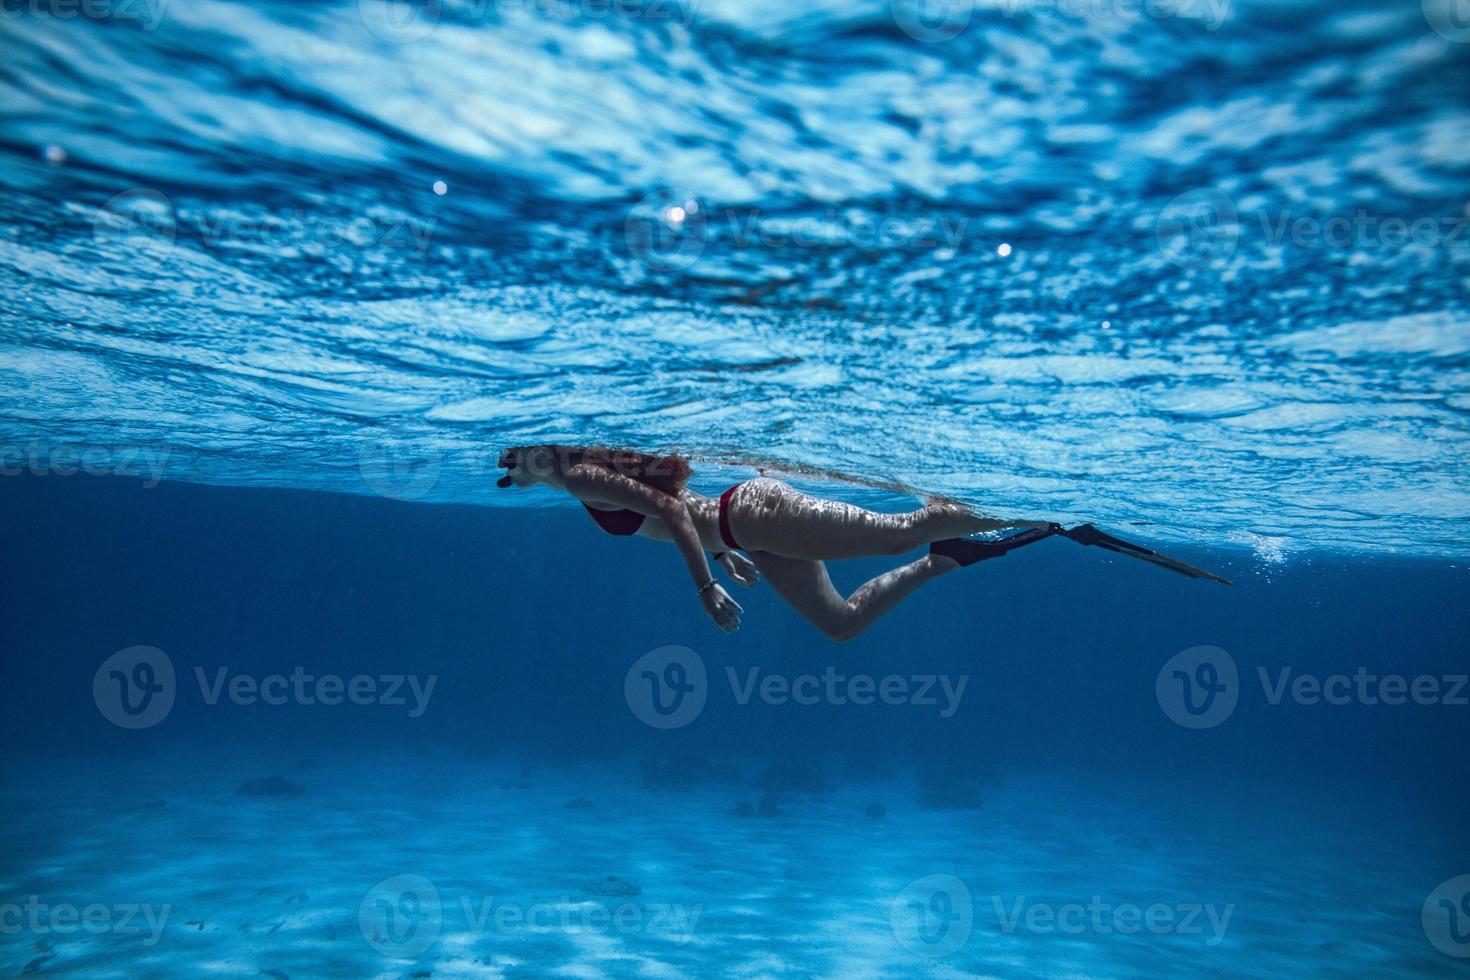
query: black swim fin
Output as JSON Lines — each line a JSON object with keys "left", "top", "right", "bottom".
{"left": 929, "top": 525, "right": 1058, "bottom": 568}
{"left": 1058, "top": 523, "right": 1233, "bottom": 586}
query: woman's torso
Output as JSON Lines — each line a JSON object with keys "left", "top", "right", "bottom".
{"left": 581, "top": 488, "right": 724, "bottom": 550}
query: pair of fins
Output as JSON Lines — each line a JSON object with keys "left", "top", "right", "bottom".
{"left": 932, "top": 522, "right": 1233, "bottom": 586}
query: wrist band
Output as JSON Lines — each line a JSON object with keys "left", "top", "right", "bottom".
{"left": 696, "top": 579, "right": 717, "bottom": 596}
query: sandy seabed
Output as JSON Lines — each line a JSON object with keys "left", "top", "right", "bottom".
{"left": 0, "top": 753, "right": 1459, "bottom": 978}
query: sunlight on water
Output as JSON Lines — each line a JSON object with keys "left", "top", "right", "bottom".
{"left": 1, "top": 0, "right": 1468, "bottom": 557}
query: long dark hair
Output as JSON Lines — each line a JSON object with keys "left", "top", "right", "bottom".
{"left": 518, "top": 444, "right": 693, "bottom": 496}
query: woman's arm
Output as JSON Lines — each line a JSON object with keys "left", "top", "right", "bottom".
{"left": 631, "top": 519, "right": 758, "bottom": 587}
{"left": 562, "top": 463, "right": 743, "bottom": 632}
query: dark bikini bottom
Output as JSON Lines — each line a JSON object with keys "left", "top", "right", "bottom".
{"left": 717, "top": 482, "right": 746, "bottom": 550}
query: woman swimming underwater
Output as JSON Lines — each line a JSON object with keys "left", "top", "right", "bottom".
{"left": 496, "top": 445, "right": 1229, "bottom": 640}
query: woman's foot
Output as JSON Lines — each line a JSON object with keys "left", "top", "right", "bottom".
{"left": 929, "top": 525, "right": 1059, "bottom": 569}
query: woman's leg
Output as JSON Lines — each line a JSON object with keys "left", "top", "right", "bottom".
{"left": 729, "top": 478, "right": 1033, "bottom": 561}
{"left": 747, "top": 550, "right": 956, "bottom": 642}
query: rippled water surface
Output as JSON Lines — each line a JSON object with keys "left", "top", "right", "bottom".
{"left": 2, "top": 0, "right": 1468, "bottom": 557}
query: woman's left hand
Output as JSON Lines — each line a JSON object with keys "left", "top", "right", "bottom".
{"left": 718, "top": 551, "right": 761, "bottom": 587}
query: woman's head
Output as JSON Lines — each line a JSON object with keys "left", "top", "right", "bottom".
{"left": 496, "top": 444, "right": 692, "bottom": 496}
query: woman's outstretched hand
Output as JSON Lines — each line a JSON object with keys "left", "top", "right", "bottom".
{"left": 717, "top": 551, "right": 761, "bottom": 587}
{"left": 700, "top": 581, "right": 744, "bottom": 633}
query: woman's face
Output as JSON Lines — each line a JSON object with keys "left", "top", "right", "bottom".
{"left": 498, "top": 446, "right": 558, "bottom": 488}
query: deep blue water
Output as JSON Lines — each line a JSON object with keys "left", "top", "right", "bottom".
{"left": 3, "top": 0, "right": 1470, "bottom": 975}
{"left": 1, "top": 476, "right": 1468, "bottom": 975}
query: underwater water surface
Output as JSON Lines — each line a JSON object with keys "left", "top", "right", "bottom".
{"left": 1, "top": 0, "right": 1468, "bottom": 555}
{"left": 2, "top": 0, "right": 1470, "bottom": 976}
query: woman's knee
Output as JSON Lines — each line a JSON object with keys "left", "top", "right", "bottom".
{"left": 820, "top": 620, "right": 858, "bottom": 642}
{"left": 818, "top": 605, "right": 864, "bottom": 642}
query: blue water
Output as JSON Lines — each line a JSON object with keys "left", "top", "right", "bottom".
{"left": 3, "top": 0, "right": 1470, "bottom": 976}
{"left": 3, "top": 0, "right": 1469, "bottom": 556}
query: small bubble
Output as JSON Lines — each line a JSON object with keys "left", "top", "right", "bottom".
{"left": 997, "top": 242, "right": 1012, "bottom": 257}
{"left": 665, "top": 206, "right": 686, "bottom": 226}
{"left": 432, "top": 180, "right": 447, "bottom": 196}
{"left": 43, "top": 144, "right": 67, "bottom": 165}
{"left": 1101, "top": 320, "right": 1111, "bottom": 330}
{"left": 684, "top": 200, "right": 700, "bottom": 215}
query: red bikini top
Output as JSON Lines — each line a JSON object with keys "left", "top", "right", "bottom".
{"left": 582, "top": 503, "right": 646, "bottom": 536}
